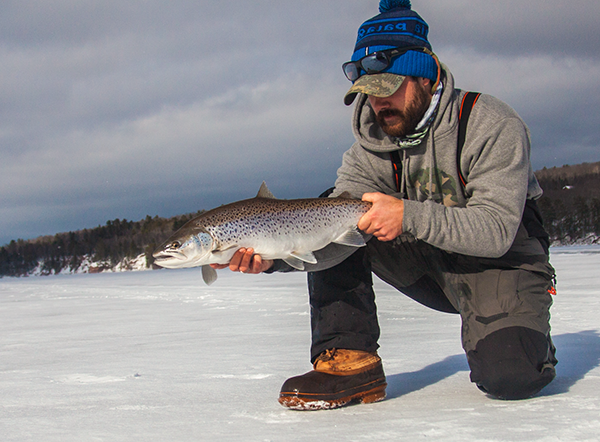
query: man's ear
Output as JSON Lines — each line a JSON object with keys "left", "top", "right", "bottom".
{"left": 419, "top": 77, "right": 434, "bottom": 96}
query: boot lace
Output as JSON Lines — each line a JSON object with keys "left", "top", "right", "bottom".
{"left": 316, "top": 348, "right": 338, "bottom": 363}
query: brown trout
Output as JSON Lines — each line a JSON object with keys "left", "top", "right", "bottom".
{"left": 152, "top": 182, "right": 371, "bottom": 284}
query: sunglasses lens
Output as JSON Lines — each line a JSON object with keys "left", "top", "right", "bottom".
{"left": 361, "top": 52, "right": 389, "bottom": 74}
{"left": 343, "top": 63, "right": 360, "bottom": 82}
{"left": 342, "top": 49, "right": 404, "bottom": 82}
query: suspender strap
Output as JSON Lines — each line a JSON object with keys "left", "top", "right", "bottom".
{"left": 457, "top": 92, "right": 481, "bottom": 187}
{"left": 390, "top": 149, "right": 403, "bottom": 193}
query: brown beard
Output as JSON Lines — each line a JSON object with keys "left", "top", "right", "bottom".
{"left": 375, "top": 83, "right": 431, "bottom": 138}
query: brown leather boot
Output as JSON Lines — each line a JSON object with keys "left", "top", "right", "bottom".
{"left": 278, "top": 349, "right": 387, "bottom": 410}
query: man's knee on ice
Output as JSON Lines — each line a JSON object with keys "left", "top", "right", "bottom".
{"left": 467, "top": 326, "right": 557, "bottom": 400}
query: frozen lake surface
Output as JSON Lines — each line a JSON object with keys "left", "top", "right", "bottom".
{"left": 1, "top": 246, "right": 599, "bottom": 441}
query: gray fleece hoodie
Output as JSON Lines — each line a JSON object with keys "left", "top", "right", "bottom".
{"left": 332, "top": 64, "right": 542, "bottom": 259}
{"left": 268, "top": 64, "right": 545, "bottom": 274}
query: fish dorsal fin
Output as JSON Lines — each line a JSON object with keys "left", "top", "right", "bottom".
{"left": 256, "top": 181, "right": 276, "bottom": 199}
{"left": 332, "top": 226, "right": 367, "bottom": 247}
{"left": 337, "top": 191, "right": 354, "bottom": 199}
{"left": 201, "top": 265, "right": 218, "bottom": 285}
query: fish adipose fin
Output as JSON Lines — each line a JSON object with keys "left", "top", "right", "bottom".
{"left": 256, "top": 182, "right": 276, "bottom": 199}
{"left": 202, "top": 265, "right": 218, "bottom": 285}
{"left": 332, "top": 226, "right": 367, "bottom": 247}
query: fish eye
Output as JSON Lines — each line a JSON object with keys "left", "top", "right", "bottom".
{"left": 169, "top": 241, "right": 181, "bottom": 249}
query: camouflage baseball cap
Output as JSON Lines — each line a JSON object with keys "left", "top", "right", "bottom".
{"left": 344, "top": 73, "right": 406, "bottom": 106}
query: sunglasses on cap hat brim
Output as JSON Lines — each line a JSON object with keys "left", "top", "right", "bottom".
{"left": 342, "top": 46, "right": 433, "bottom": 82}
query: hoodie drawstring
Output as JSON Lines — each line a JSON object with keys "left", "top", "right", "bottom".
{"left": 390, "top": 148, "right": 409, "bottom": 196}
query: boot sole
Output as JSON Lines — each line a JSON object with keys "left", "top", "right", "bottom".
{"left": 279, "top": 382, "right": 387, "bottom": 411}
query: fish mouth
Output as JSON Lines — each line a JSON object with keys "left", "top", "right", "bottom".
{"left": 152, "top": 251, "right": 189, "bottom": 268}
{"left": 153, "top": 247, "right": 186, "bottom": 258}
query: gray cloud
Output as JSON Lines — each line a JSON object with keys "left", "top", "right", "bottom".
{"left": 1, "top": 0, "right": 599, "bottom": 245}
{"left": 422, "top": 0, "right": 600, "bottom": 57}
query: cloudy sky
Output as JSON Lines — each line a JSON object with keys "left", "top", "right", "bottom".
{"left": 1, "top": 0, "right": 599, "bottom": 245}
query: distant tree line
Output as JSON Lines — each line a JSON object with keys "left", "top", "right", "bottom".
{"left": 0, "top": 212, "right": 202, "bottom": 277}
{"left": 536, "top": 162, "right": 600, "bottom": 245}
{"left": 2, "top": 161, "right": 599, "bottom": 278}
{"left": 538, "top": 196, "right": 600, "bottom": 243}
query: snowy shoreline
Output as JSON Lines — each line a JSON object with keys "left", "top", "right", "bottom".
{"left": 5, "top": 244, "right": 600, "bottom": 280}
{"left": 550, "top": 244, "right": 600, "bottom": 254}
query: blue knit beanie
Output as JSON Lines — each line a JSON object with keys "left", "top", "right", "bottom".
{"left": 349, "top": 1, "right": 438, "bottom": 83}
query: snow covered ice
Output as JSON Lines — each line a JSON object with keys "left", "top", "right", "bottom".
{"left": 1, "top": 246, "right": 599, "bottom": 441}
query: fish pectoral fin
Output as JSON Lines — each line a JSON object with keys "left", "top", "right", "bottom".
{"left": 201, "top": 265, "right": 218, "bottom": 285}
{"left": 290, "top": 251, "right": 317, "bottom": 264}
{"left": 283, "top": 256, "right": 306, "bottom": 270}
{"left": 209, "top": 245, "right": 239, "bottom": 262}
{"left": 256, "top": 181, "right": 276, "bottom": 199}
{"left": 332, "top": 227, "right": 367, "bottom": 247}
{"left": 213, "top": 244, "right": 238, "bottom": 253}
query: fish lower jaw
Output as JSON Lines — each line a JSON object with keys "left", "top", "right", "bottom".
{"left": 153, "top": 254, "right": 191, "bottom": 269}
{"left": 153, "top": 260, "right": 185, "bottom": 269}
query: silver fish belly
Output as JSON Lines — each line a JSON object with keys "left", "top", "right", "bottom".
{"left": 152, "top": 182, "right": 371, "bottom": 284}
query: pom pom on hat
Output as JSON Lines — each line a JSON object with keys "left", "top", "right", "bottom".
{"left": 354, "top": 1, "right": 431, "bottom": 52}
{"left": 379, "top": 0, "right": 411, "bottom": 13}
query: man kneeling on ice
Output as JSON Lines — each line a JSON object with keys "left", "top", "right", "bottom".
{"left": 212, "top": 0, "right": 557, "bottom": 409}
